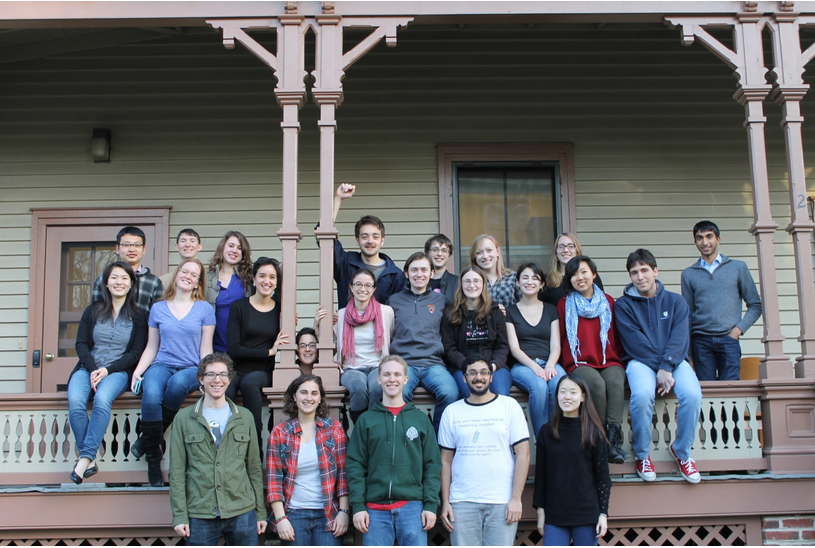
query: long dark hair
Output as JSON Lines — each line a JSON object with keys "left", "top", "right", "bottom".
{"left": 548, "top": 374, "right": 607, "bottom": 448}
{"left": 446, "top": 266, "right": 492, "bottom": 325}
{"left": 91, "top": 261, "right": 140, "bottom": 325}
{"left": 209, "top": 230, "right": 253, "bottom": 289}
{"left": 253, "top": 256, "right": 282, "bottom": 302}
{"left": 282, "top": 374, "right": 329, "bottom": 419}
{"left": 561, "top": 255, "right": 598, "bottom": 295}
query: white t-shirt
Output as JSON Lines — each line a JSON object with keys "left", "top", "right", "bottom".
{"left": 437, "top": 394, "right": 529, "bottom": 504}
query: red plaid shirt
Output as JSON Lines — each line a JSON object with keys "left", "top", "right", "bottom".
{"left": 266, "top": 416, "right": 348, "bottom": 532}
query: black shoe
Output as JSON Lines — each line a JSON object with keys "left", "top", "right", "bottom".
{"left": 83, "top": 462, "right": 99, "bottom": 479}
{"left": 147, "top": 457, "right": 164, "bottom": 487}
{"left": 606, "top": 423, "right": 630, "bottom": 464}
{"left": 69, "top": 460, "right": 83, "bottom": 485}
{"left": 130, "top": 436, "right": 144, "bottom": 459}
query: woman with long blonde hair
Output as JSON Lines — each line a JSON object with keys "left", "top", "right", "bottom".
{"left": 543, "top": 233, "right": 604, "bottom": 307}
{"left": 469, "top": 234, "right": 519, "bottom": 307}
{"left": 130, "top": 258, "right": 215, "bottom": 486}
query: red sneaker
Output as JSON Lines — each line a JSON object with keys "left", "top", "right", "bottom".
{"left": 635, "top": 456, "right": 656, "bottom": 482}
{"left": 670, "top": 445, "right": 701, "bottom": 484}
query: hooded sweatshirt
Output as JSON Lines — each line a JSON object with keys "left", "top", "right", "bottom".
{"left": 614, "top": 280, "right": 690, "bottom": 373}
{"left": 346, "top": 401, "right": 442, "bottom": 515}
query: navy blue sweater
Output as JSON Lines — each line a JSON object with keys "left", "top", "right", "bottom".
{"left": 333, "top": 239, "right": 405, "bottom": 310}
{"left": 614, "top": 281, "right": 690, "bottom": 373}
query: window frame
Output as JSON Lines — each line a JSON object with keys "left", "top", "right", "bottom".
{"left": 437, "top": 143, "right": 576, "bottom": 272}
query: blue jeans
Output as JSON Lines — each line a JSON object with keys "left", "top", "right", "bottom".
{"left": 282, "top": 508, "right": 342, "bottom": 546}
{"left": 543, "top": 523, "right": 597, "bottom": 546}
{"left": 364, "top": 500, "right": 426, "bottom": 546}
{"left": 511, "top": 362, "right": 566, "bottom": 437}
{"left": 141, "top": 362, "right": 200, "bottom": 421}
{"left": 188, "top": 509, "right": 258, "bottom": 546}
{"left": 403, "top": 365, "right": 459, "bottom": 432}
{"left": 627, "top": 360, "right": 702, "bottom": 461}
{"left": 690, "top": 334, "right": 742, "bottom": 381}
{"left": 68, "top": 368, "right": 129, "bottom": 460}
{"left": 452, "top": 367, "right": 512, "bottom": 399}
{"left": 449, "top": 502, "right": 516, "bottom": 546}
{"left": 341, "top": 367, "right": 382, "bottom": 412}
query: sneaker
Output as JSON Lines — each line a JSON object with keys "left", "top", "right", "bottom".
{"left": 635, "top": 456, "right": 656, "bottom": 482}
{"left": 670, "top": 445, "right": 701, "bottom": 484}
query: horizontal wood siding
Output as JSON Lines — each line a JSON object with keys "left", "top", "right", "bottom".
{"left": 0, "top": 22, "right": 812, "bottom": 392}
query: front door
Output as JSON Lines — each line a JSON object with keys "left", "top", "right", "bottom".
{"left": 27, "top": 208, "right": 170, "bottom": 393}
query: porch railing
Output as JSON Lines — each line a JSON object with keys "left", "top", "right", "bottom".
{"left": 0, "top": 382, "right": 765, "bottom": 485}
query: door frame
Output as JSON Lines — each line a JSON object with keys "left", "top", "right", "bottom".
{"left": 27, "top": 207, "right": 170, "bottom": 393}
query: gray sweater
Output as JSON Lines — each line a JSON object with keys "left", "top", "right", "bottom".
{"left": 680, "top": 254, "right": 762, "bottom": 337}
{"left": 387, "top": 288, "right": 447, "bottom": 368}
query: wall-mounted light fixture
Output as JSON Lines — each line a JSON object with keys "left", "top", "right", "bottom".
{"left": 91, "top": 128, "right": 111, "bottom": 162}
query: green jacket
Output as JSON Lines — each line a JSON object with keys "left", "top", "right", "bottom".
{"left": 346, "top": 401, "right": 442, "bottom": 515}
{"left": 168, "top": 397, "right": 265, "bottom": 527}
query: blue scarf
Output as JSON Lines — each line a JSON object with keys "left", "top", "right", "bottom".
{"left": 565, "top": 284, "right": 611, "bottom": 366}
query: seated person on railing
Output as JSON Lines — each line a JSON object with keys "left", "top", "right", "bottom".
{"left": 266, "top": 374, "right": 349, "bottom": 546}
{"left": 169, "top": 353, "right": 266, "bottom": 546}
{"left": 226, "top": 257, "right": 289, "bottom": 446}
{"left": 506, "top": 263, "right": 565, "bottom": 438}
{"left": 68, "top": 261, "right": 148, "bottom": 484}
{"left": 334, "top": 268, "right": 394, "bottom": 424}
{"left": 615, "top": 249, "right": 702, "bottom": 484}
{"left": 440, "top": 266, "right": 511, "bottom": 399}
{"left": 131, "top": 258, "right": 215, "bottom": 487}
{"left": 558, "top": 255, "right": 628, "bottom": 464}
{"left": 387, "top": 252, "right": 458, "bottom": 433}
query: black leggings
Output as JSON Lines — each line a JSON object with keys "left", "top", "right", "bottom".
{"left": 225, "top": 369, "right": 271, "bottom": 441}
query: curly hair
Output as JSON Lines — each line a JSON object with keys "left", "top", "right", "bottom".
{"left": 209, "top": 230, "right": 253, "bottom": 290}
{"left": 282, "top": 374, "right": 329, "bottom": 419}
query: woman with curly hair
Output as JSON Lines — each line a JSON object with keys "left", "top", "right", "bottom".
{"left": 441, "top": 265, "right": 511, "bottom": 398}
{"left": 266, "top": 375, "right": 349, "bottom": 546}
{"left": 206, "top": 231, "right": 253, "bottom": 353}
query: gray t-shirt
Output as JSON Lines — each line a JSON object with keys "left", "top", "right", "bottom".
{"left": 288, "top": 439, "right": 323, "bottom": 509}
{"left": 202, "top": 404, "right": 232, "bottom": 448}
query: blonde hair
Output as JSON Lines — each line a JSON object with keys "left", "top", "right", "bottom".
{"left": 162, "top": 259, "right": 207, "bottom": 302}
{"left": 469, "top": 234, "right": 510, "bottom": 282}
{"left": 545, "top": 232, "right": 584, "bottom": 289}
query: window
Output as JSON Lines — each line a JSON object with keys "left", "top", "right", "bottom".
{"left": 438, "top": 144, "right": 575, "bottom": 272}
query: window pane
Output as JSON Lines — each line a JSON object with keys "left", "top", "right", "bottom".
{"left": 67, "top": 247, "right": 92, "bottom": 282}
{"left": 457, "top": 166, "right": 557, "bottom": 271}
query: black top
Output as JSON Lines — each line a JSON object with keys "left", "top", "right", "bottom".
{"left": 533, "top": 417, "right": 611, "bottom": 527}
{"left": 226, "top": 297, "right": 280, "bottom": 372}
{"left": 428, "top": 270, "right": 458, "bottom": 304}
{"left": 71, "top": 305, "right": 148, "bottom": 382}
{"left": 440, "top": 303, "right": 510, "bottom": 372}
{"left": 542, "top": 273, "right": 605, "bottom": 308}
{"left": 505, "top": 302, "right": 559, "bottom": 363}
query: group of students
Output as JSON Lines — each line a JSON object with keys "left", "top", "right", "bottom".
{"left": 65, "top": 181, "right": 763, "bottom": 546}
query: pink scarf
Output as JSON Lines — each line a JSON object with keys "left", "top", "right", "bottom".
{"left": 341, "top": 297, "right": 384, "bottom": 364}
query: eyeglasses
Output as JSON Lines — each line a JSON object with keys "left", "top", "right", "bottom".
{"left": 429, "top": 246, "right": 450, "bottom": 254}
{"left": 465, "top": 369, "right": 493, "bottom": 378}
{"left": 461, "top": 279, "right": 483, "bottom": 287}
{"left": 557, "top": 244, "right": 576, "bottom": 251}
{"left": 203, "top": 372, "right": 230, "bottom": 380}
{"left": 352, "top": 282, "right": 374, "bottom": 290}
{"left": 298, "top": 343, "right": 317, "bottom": 349}
{"left": 118, "top": 242, "right": 144, "bottom": 249}
{"left": 179, "top": 268, "right": 200, "bottom": 280}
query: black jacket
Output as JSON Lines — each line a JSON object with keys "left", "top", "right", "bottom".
{"left": 440, "top": 303, "right": 510, "bottom": 372}
{"left": 70, "top": 304, "right": 148, "bottom": 382}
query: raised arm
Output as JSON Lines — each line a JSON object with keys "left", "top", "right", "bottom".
{"left": 333, "top": 183, "right": 356, "bottom": 222}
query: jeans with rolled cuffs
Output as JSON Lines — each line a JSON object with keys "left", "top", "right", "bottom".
{"left": 67, "top": 368, "right": 129, "bottom": 460}
{"left": 511, "top": 361, "right": 567, "bottom": 437}
{"left": 403, "top": 365, "right": 459, "bottom": 432}
{"left": 140, "top": 362, "right": 200, "bottom": 421}
{"left": 282, "top": 508, "right": 343, "bottom": 546}
{"left": 340, "top": 366, "right": 382, "bottom": 413}
{"left": 452, "top": 367, "right": 512, "bottom": 399}
{"left": 187, "top": 509, "right": 258, "bottom": 546}
{"left": 364, "top": 500, "right": 426, "bottom": 547}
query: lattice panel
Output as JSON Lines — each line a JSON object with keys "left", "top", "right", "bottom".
{"left": 0, "top": 538, "right": 184, "bottom": 546}
{"left": 602, "top": 523, "right": 746, "bottom": 546}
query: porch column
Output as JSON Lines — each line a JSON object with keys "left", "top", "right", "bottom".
{"left": 769, "top": 11, "right": 815, "bottom": 378}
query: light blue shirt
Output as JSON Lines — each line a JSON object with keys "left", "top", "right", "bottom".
{"left": 699, "top": 253, "right": 723, "bottom": 274}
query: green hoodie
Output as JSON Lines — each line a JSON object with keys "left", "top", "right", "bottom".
{"left": 346, "top": 401, "right": 442, "bottom": 515}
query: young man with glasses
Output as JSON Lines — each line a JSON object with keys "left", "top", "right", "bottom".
{"left": 92, "top": 226, "right": 164, "bottom": 314}
{"left": 438, "top": 354, "right": 530, "bottom": 546}
{"left": 425, "top": 234, "right": 458, "bottom": 304}
{"left": 168, "top": 352, "right": 266, "bottom": 545}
